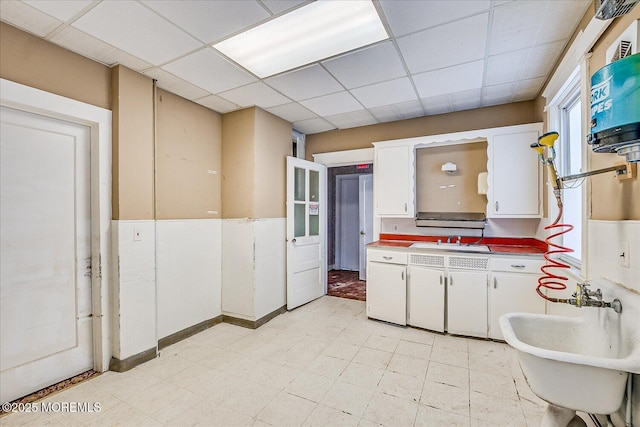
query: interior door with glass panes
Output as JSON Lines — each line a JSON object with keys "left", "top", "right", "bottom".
{"left": 286, "top": 156, "right": 327, "bottom": 310}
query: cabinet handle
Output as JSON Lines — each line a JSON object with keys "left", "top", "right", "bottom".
{"left": 383, "top": 256, "right": 392, "bottom": 260}
{"left": 439, "top": 275, "right": 443, "bottom": 285}
{"left": 495, "top": 201, "right": 499, "bottom": 212}
{"left": 401, "top": 270, "right": 405, "bottom": 280}
{"left": 511, "top": 264, "right": 525, "bottom": 269}
{"left": 449, "top": 275, "right": 453, "bottom": 286}
{"left": 494, "top": 277, "right": 497, "bottom": 289}
{"left": 404, "top": 203, "right": 407, "bottom": 212}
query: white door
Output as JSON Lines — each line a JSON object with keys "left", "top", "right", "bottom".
{"left": 0, "top": 106, "right": 93, "bottom": 403}
{"left": 286, "top": 156, "right": 327, "bottom": 310}
{"left": 336, "top": 175, "right": 359, "bottom": 271}
{"left": 358, "top": 174, "right": 373, "bottom": 280}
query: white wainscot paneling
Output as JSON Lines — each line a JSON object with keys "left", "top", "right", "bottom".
{"left": 111, "top": 220, "right": 157, "bottom": 360}
{"left": 156, "top": 219, "right": 222, "bottom": 339}
{"left": 221, "top": 219, "right": 256, "bottom": 320}
{"left": 254, "top": 218, "right": 286, "bottom": 320}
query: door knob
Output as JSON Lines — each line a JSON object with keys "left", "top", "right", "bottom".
{"left": 360, "top": 231, "right": 365, "bottom": 235}
{"left": 292, "top": 238, "right": 297, "bottom": 243}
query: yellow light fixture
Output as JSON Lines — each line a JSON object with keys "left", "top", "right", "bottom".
{"left": 213, "top": 0, "right": 388, "bottom": 78}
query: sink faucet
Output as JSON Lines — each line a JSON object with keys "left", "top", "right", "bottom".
{"left": 569, "top": 282, "right": 622, "bottom": 313}
{"left": 446, "top": 235, "right": 462, "bottom": 245}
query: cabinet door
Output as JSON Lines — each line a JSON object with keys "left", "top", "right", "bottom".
{"left": 408, "top": 266, "right": 445, "bottom": 332}
{"left": 489, "top": 272, "right": 546, "bottom": 340}
{"left": 447, "top": 270, "right": 488, "bottom": 338}
{"left": 489, "top": 131, "right": 541, "bottom": 217}
{"left": 367, "top": 261, "right": 406, "bottom": 326}
{"left": 375, "top": 145, "right": 413, "bottom": 217}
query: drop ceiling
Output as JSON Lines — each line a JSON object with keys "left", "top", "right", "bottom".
{"left": 0, "top": 0, "right": 592, "bottom": 134}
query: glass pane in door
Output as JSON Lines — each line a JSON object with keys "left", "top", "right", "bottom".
{"left": 309, "top": 170, "right": 319, "bottom": 202}
{"left": 294, "top": 167, "right": 306, "bottom": 202}
{"left": 294, "top": 203, "right": 306, "bottom": 237}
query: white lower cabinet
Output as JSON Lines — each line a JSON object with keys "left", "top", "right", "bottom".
{"left": 447, "top": 269, "right": 489, "bottom": 338}
{"left": 488, "top": 257, "right": 546, "bottom": 340}
{"left": 407, "top": 254, "right": 445, "bottom": 332}
{"left": 366, "top": 249, "right": 407, "bottom": 326}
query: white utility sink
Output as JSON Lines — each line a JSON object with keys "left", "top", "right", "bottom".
{"left": 409, "top": 242, "right": 490, "bottom": 252}
{"left": 500, "top": 312, "right": 640, "bottom": 416}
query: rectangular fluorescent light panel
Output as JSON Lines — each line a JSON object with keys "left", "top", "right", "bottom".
{"left": 213, "top": 0, "right": 388, "bottom": 78}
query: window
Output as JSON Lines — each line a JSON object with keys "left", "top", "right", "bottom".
{"left": 559, "top": 92, "right": 583, "bottom": 265}
{"left": 547, "top": 65, "right": 585, "bottom": 270}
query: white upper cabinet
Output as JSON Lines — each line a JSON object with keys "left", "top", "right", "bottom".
{"left": 374, "top": 144, "right": 414, "bottom": 217}
{"left": 487, "top": 130, "right": 542, "bottom": 218}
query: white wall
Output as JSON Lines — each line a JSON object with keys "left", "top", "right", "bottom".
{"left": 111, "top": 220, "right": 157, "bottom": 360}
{"left": 156, "top": 219, "right": 222, "bottom": 339}
{"left": 254, "top": 218, "right": 286, "bottom": 320}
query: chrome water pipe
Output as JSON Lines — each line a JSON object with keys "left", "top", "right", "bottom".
{"left": 568, "top": 283, "right": 623, "bottom": 313}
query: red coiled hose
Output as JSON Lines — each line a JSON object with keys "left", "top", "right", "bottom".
{"left": 537, "top": 206, "right": 573, "bottom": 303}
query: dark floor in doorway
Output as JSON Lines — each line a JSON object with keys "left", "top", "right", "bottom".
{"left": 328, "top": 270, "right": 366, "bottom": 301}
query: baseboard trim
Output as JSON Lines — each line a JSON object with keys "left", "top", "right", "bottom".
{"left": 109, "top": 347, "right": 157, "bottom": 373}
{"left": 158, "top": 315, "right": 224, "bottom": 350}
{"left": 223, "top": 305, "right": 287, "bottom": 329}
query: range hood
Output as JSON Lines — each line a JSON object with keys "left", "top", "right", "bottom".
{"left": 415, "top": 212, "right": 486, "bottom": 229}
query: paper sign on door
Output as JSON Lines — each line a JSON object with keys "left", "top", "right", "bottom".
{"left": 309, "top": 203, "right": 319, "bottom": 215}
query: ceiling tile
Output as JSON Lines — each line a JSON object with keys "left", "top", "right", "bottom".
{"left": 163, "top": 48, "right": 256, "bottom": 94}
{"left": 482, "top": 83, "right": 517, "bottom": 100}
{"left": 219, "top": 82, "right": 291, "bottom": 109}
{"left": 369, "top": 100, "right": 424, "bottom": 122}
{"left": 72, "top": 1, "right": 202, "bottom": 65}
{"left": 143, "top": 68, "right": 210, "bottom": 100}
{"left": 265, "top": 65, "right": 343, "bottom": 101}
{"left": 422, "top": 95, "right": 452, "bottom": 115}
{"left": 325, "top": 110, "right": 378, "bottom": 130}
{"left": 142, "top": 0, "right": 269, "bottom": 44}
{"left": 50, "top": 26, "right": 153, "bottom": 70}
{"left": 380, "top": 0, "right": 490, "bottom": 37}
{"left": 293, "top": 117, "right": 335, "bottom": 134}
{"left": 350, "top": 77, "right": 417, "bottom": 109}
{"left": 516, "top": 77, "right": 545, "bottom": 94}
{"left": 413, "top": 61, "right": 484, "bottom": 99}
{"left": 261, "top": 0, "right": 308, "bottom": 15}
{"left": 0, "top": 1, "right": 62, "bottom": 37}
{"left": 485, "top": 50, "right": 528, "bottom": 85}
{"left": 300, "top": 91, "right": 363, "bottom": 117}
{"left": 322, "top": 41, "right": 406, "bottom": 89}
{"left": 398, "top": 13, "right": 488, "bottom": 74}
{"left": 194, "top": 94, "right": 240, "bottom": 114}
{"left": 266, "top": 103, "right": 317, "bottom": 123}
{"left": 491, "top": 1, "right": 545, "bottom": 35}
{"left": 450, "top": 89, "right": 481, "bottom": 111}
{"left": 489, "top": 27, "right": 537, "bottom": 55}
{"left": 23, "top": 0, "right": 93, "bottom": 21}
{"left": 522, "top": 41, "right": 565, "bottom": 79}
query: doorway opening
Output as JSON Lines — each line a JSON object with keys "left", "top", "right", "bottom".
{"left": 327, "top": 164, "right": 373, "bottom": 301}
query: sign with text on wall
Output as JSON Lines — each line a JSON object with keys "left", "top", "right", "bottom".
{"left": 309, "top": 203, "right": 319, "bottom": 215}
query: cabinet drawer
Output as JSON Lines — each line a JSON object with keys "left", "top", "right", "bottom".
{"left": 368, "top": 250, "right": 408, "bottom": 265}
{"left": 491, "top": 257, "right": 545, "bottom": 274}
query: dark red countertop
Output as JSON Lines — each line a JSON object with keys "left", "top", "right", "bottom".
{"left": 370, "top": 233, "right": 547, "bottom": 255}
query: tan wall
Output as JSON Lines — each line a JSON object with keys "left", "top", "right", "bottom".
{"left": 588, "top": 12, "right": 640, "bottom": 220}
{"left": 112, "top": 66, "right": 154, "bottom": 220}
{"left": 305, "top": 101, "right": 538, "bottom": 158}
{"left": 221, "top": 108, "right": 256, "bottom": 218}
{"left": 155, "top": 90, "right": 222, "bottom": 219}
{"left": 416, "top": 142, "right": 488, "bottom": 214}
{"left": 253, "top": 108, "right": 293, "bottom": 218}
{"left": 0, "top": 22, "right": 111, "bottom": 110}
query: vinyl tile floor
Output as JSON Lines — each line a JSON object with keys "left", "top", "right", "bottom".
{"left": 2, "top": 296, "right": 551, "bottom": 427}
